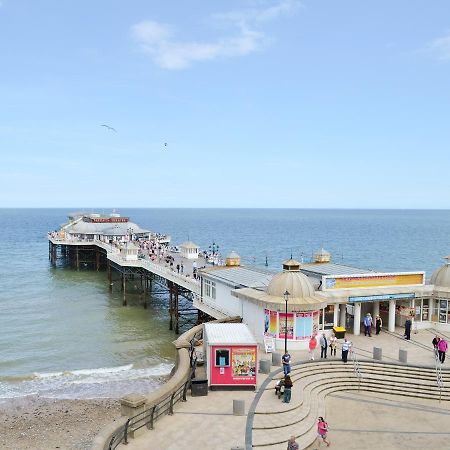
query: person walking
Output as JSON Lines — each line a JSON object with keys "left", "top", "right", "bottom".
{"left": 309, "top": 335, "right": 317, "bottom": 360}
{"left": 317, "top": 417, "right": 331, "bottom": 447}
{"left": 283, "top": 375, "right": 293, "bottom": 403}
{"left": 287, "top": 435, "right": 299, "bottom": 450}
{"left": 180, "top": 262, "right": 184, "bottom": 274}
{"left": 176, "top": 263, "right": 180, "bottom": 274}
{"left": 329, "top": 333, "right": 337, "bottom": 357}
{"left": 341, "top": 338, "right": 352, "bottom": 363}
{"left": 375, "top": 315, "right": 382, "bottom": 335}
{"left": 432, "top": 335, "right": 441, "bottom": 358}
{"left": 282, "top": 352, "right": 291, "bottom": 376}
{"left": 438, "top": 338, "right": 448, "bottom": 364}
{"left": 320, "top": 333, "right": 328, "bottom": 359}
{"left": 364, "top": 313, "right": 373, "bottom": 337}
{"left": 404, "top": 318, "right": 412, "bottom": 340}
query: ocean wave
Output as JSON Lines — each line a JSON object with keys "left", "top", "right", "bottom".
{"left": 0, "top": 362, "right": 174, "bottom": 400}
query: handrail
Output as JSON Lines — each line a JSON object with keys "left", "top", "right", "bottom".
{"left": 435, "top": 352, "right": 444, "bottom": 403}
{"left": 351, "top": 349, "right": 362, "bottom": 390}
{"left": 107, "top": 331, "right": 203, "bottom": 450}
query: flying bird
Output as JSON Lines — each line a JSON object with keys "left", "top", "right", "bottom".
{"left": 164, "top": 142, "right": 167, "bottom": 149}
{"left": 101, "top": 124, "right": 117, "bottom": 132}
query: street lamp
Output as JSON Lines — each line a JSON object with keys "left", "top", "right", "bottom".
{"left": 283, "top": 290, "right": 290, "bottom": 354}
{"left": 209, "top": 241, "right": 219, "bottom": 266}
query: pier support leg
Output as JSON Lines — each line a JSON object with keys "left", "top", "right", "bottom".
{"left": 122, "top": 273, "right": 127, "bottom": 306}
{"left": 76, "top": 247, "right": 79, "bottom": 271}
{"left": 169, "top": 283, "right": 173, "bottom": 331}
{"left": 174, "top": 285, "right": 179, "bottom": 335}
{"left": 96, "top": 251, "right": 100, "bottom": 271}
{"left": 108, "top": 263, "right": 112, "bottom": 291}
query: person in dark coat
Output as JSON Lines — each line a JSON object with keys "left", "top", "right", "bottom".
{"left": 404, "top": 318, "right": 412, "bottom": 340}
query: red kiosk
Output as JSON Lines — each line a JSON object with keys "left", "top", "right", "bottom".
{"left": 204, "top": 323, "right": 258, "bottom": 388}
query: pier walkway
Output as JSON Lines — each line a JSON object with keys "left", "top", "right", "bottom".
{"left": 120, "top": 328, "right": 450, "bottom": 450}
{"left": 48, "top": 237, "right": 232, "bottom": 331}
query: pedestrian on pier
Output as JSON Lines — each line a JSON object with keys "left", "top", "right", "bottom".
{"left": 309, "top": 335, "right": 317, "bottom": 360}
{"left": 341, "top": 338, "right": 352, "bottom": 363}
{"left": 404, "top": 318, "right": 412, "bottom": 340}
{"left": 320, "top": 333, "right": 328, "bottom": 359}
{"left": 282, "top": 375, "right": 293, "bottom": 403}
{"left": 176, "top": 264, "right": 180, "bottom": 273}
{"left": 180, "top": 262, "right": 184, "bottom": 274}
{"left": 329, "top": 334, "right": 337, "bottom": 357}
{"left": 433, "top": 335, "right": 441, "bottom": 357}
{"left": 375, "top": 315, "right": 382, "bottom": 335}
{"left": 287, "top": 435, "right": 299, "bottom": 450}
{"left": 438, "top": 338, "right": 448, "bottom": 364}
{"left": 364, "top": 313, "right": 372, "bottom": 337}
{"left": 317, "top": 417, "right": 331, "bottom": 447}
{"left": 282, "top": 352, "right": 291, "bottom": 376}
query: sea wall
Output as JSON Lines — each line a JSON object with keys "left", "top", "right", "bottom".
{"left": 91, "top": 316, "right": 241, "bottom": 450}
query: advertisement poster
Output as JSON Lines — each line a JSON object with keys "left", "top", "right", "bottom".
{"left": 278, "top": 313, "right": 294, "bottom": 339}
{"left": 324, "top": 273, "right": 424, "bottom": 290}
{"left": 264, "top": 309, "right": 278, "bottom": 336}
{"left": 231, "top": 347, "right": 256, "bottom": 379}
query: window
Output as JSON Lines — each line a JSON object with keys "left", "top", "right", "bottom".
{"left": 421, "top": 299, "right": 429, "bottom": 321}
{"left": 204, "top": 279, "right": 216, "bottom": 299}
{"left": 215, "top": 349, "right": 230, "bottom": 367}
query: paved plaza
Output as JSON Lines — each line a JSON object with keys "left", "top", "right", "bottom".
{"left": 122, "top": 327, "right": 450, "bottom": 450}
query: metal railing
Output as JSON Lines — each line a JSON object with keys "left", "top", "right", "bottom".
{"left": 351, "top": 349, "right": 362, "bottom": 390}
{"left": 435, "top": 352, "right": 444, "bottom": 403}
{"left": 107, "top": 331, "right": 203, "bottom": 450}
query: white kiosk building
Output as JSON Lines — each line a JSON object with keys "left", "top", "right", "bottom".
{"left": 180, "top": 241, "right": 200, "bottom": 260}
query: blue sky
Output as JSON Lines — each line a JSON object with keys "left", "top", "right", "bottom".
{"left": 1, "top": 0, "right": 449, "bottom": 208}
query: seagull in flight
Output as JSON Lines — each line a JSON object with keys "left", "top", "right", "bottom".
{"left": 101, "top": 124, "right": 117, "bottom": 132}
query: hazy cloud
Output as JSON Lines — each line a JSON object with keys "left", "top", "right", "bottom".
{"left": 131, "top": 0, "right": 300, "bottom": 69}
{"left": 428, "top": 32, "right": 450, "bottom": 60}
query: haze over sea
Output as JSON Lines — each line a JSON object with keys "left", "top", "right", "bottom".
{"left": 1, "top": 208, "right": 449, "bottom": 401}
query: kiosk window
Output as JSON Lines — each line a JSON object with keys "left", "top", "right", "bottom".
{"left": 215, "top": 349, "right": 230, "bottom": 367}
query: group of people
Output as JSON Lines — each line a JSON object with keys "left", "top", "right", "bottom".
{"left": 432, "top": 335, "right": 448, "bottom": 363}
{"left": 281, "top": 353, "right": 331, "bottom": 448}
{"left": 363, "top": 313, "right": 383, "bottom": 337}
{"left": 306, "top": 333, "right": 351, "bottom": 363}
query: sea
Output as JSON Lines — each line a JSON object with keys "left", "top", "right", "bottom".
{"left": 1, "top": 208, "right": 449, "bottom": 401}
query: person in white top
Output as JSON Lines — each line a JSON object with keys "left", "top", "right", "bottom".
{"left": 341, "top": 338, "right": 352, "bottom": 363}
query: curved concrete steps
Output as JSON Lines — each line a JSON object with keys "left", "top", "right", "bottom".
{"left": 250, "top": 359, "right": 450, "bottom": 449}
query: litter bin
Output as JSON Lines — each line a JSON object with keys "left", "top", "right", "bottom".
{"left": 333, "top": 326, "right": 346, "bottom": 339}
{"left": 191, "top": 379, "right": 208, "bottom": 396}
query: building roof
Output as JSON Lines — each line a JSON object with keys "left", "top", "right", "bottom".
{"left": 204, "top": 323, "right": 257, "bottom": 345}
{"left": 201, "top": 265, "right": 276, "bottom": 289}
{"left": 300, "top": 262, "right": 376, "bottom": 277}
{"left": 181, "top": 241, "right": 199, "bottom": 249}
{"left": 65, "top": 220, "right": 150, "bottom": 236}
{"left": 267, "top": 271, "right": 315, "bottom": 298}
{"left": 431, "top": 257, "right": 450, "bottom": 288}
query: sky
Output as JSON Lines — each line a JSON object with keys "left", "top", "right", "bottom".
{"left": 1, "top": 0, "right": 450, "bottom": 208}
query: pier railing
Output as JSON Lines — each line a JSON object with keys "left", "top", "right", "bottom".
{"left": 107, "top": 330, "right": 203, "bottom": 450}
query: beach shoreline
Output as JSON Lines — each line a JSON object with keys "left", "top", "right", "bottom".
{"left": 0, "top": 396, "right": 122, "bottom": 450}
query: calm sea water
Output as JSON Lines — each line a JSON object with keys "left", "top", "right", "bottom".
{"left": 1, "top": 208, "right": 449, "bottom": 400}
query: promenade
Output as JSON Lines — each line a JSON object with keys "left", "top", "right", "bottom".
{"left": 121, "top": 327, "right": 450, "bottom": 450}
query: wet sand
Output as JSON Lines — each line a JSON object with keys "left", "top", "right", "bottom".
{"left": 0, "top": 396, "right": 122, "bottom": 450}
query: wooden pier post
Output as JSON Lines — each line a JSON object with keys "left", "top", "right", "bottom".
{"left": 108, "top": 263, "right": 112, "bottom": 291}
{"left": 96, "top": 251, "right": 100, "bottom": 271}
{"left": 76, "top": 247, "right": 79, "bottom": 271}
{"left": 122, "top": 273, "right": 127, "bottom": 306}
{"left": 174, "top": 284, "right": 179, "bottom": 335}
{"left": 169, "top": 282, "right": 173, "bottom": 331}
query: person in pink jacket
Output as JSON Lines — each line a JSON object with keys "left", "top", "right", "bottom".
{"left": 309, "top": 335, "right": 318, "bottom": 360}
{"left": 438, "top": 338, "right": 448, "bottom": 364}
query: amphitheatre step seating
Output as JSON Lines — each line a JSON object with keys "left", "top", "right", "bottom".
{"left": 250, "top": 359, "right": 450, "bottom": 450}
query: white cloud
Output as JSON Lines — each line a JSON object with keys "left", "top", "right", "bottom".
{"left": 429, "top": 32, "right": 450, "bottom": 60}
{"left": 131, "top": 0, "right": 300, "bottom": 70}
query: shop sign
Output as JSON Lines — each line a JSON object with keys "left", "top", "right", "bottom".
{"left": 323, "top": 272, "right": 424, "bottom": 290}
{"left": 231, "top": 347, "right": 256, "bottom": 380}
{"left": 348, "top": 293, "right": 415, "bottom": 303}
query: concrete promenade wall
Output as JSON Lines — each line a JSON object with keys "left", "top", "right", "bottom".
{"left": 91, "top": 316, "right": 241, "bottom": 450}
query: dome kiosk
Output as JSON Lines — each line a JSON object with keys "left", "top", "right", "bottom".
{"left": 180, "top": 241, "right": 199, "bottom": 260}
{"left": 232, "top": 259, "right": 328, "bottom": 350}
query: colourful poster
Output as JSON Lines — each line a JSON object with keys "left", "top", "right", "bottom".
{"left": 264, "top": 309, "right": 278, "bottom": 337}
{"left": 231, "top": 347, "right": 256, "bottom": 379}
{"left": 278, "top": 313, "right": 294, "bottom": 339}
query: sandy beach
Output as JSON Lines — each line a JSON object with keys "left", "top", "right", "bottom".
{"left": 0, "top": 396, "right": 122, "bottom": 450}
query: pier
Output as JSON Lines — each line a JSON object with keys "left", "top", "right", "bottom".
{"left": 48, "top": 213, "right": 229, "bottom": 334}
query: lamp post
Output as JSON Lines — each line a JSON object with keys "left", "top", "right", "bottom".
{"left": 284, "top": 290, "right": 290, "bottom": 354}
{"left": 209, "top": 241, "right": 219, "bottom": 266}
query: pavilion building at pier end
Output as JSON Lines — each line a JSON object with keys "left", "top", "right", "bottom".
{"left": 200, "top": 250, "right": 450, "bottom": 350}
